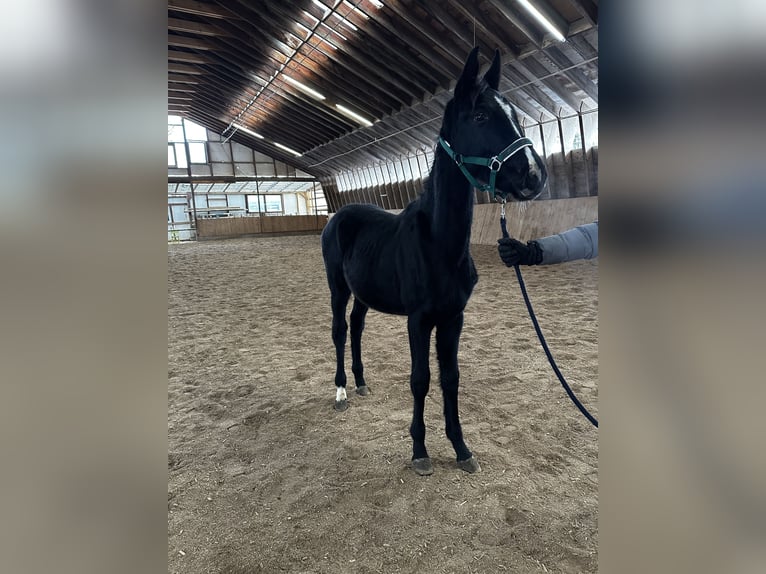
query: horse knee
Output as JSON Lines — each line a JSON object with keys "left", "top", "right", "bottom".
{"left": 440, "top": 369, "right": 460, "bottom": 392}
{"left": 350, "top": 320, "right": 364, "bottom": 338}
{"left": 410, "top": 371, "right": 430, "bottom": 398}
{"left": 332, "top": 319, "right": 348, "bottom": 342}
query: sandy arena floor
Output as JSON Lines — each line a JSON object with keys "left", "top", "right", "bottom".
{"left": 168, "top": 234, "right": 598, "bottom": 573}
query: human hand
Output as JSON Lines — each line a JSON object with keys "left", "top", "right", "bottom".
{"left": 497, "top": 237, "right": 542, "bottom": 266}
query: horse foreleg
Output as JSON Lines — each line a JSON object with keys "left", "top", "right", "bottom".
{"left": 349, "top": 298, "right": 369, "bottom": 396}
{"left": 331, "top": 289, "right": 351, "bottom": 411}
{"left": 436, "top": 312, "right": 480, "bottom": 473}
{"left": 408, "top": 313, "right": 433, "bottom": 476}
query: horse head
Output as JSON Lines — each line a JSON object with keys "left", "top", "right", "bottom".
{"left": 440, "top": 47, "right": 548, "bottom": 202}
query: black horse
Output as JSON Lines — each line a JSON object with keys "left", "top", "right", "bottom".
{"left": 321, "top": 47, "right": 547, "bottom": 476}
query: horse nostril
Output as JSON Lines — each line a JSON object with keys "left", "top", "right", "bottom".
{"left": 526, "top": 171, "right": 540, "bottom": 190}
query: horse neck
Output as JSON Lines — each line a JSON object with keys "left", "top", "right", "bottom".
{"left": 426, "top": 145, "right": 475, "bottom": 261}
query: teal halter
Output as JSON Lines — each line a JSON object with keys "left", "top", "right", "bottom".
{"left": 438, "top": 136, "right": 534, "bottom": 199}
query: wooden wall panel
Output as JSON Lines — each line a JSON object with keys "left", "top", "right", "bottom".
{"left": 470, "top": 197, "right": 598, "bottom": 245}
{"left": 197, "top": 215, "right": 328, "bottom": 239}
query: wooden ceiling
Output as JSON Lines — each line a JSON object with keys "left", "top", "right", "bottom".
{"left": 168, "top": 0, "right": 598, "bottom": 178}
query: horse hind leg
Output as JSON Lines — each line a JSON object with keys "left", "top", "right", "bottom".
{"left": 330, "top": 283, "right": 351, "bottom": 411}
{"left": 350, "top": 298, "right": 370, "bottom": 396}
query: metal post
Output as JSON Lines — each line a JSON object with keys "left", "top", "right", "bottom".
{"left": 556, "top": 110, "right": 572, "bottom": 198}
{"left": 180, "top": 118, "right": 198, "bottom": 239}
{"left": 255, "top": 177, "right": 263, "bottom": 233}
{"left": 312, "top": 181, "right": 319, "bottom": 229}
{"left": 578, "top": 103, "right": 591, "bottom": 197}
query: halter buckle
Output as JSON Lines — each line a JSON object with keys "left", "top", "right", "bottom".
{"left": 489, "top": 156, "right": 503, "bottom": 172}
{"left": 454, "top": 153, "right": 464, "bottom": 167}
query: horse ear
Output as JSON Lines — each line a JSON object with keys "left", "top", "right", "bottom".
{"left": 482, "top": 49, "right": 501, "bottom": 91}
{"left": 454, "top": 47, "right": 480, "bottom": 102}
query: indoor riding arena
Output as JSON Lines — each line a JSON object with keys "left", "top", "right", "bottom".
{"left": 168, "top": 2, "right": 599, "bottom": 573}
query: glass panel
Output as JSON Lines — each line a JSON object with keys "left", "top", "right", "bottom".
{"left": 283, "top": 194, "right": 298, "bottom": 214}
{"left": 174, "top": 143, "right": 187, "bottom": 168}
{"left": 167, "top": 144, "right": 176, "bottom": 166}
{"left": 262, "top": 195, "right": 282, "bottom": 212}
{"left": 227, "top": 195, "right": 246, "bottom": 211}
{"left": 424, "top": 150, "right": 434, "bottom": 171}
{"left": 183, "top": 119, "right": 208, "bottom": 141}
{"left": 560, "top": 116, "right": 581, "bottom": 154}
{"left": 188, "top": 142, "right": 207, "bottom": 163}
{"left": 256, "top": 162, "right": 275, "bottom": 176}
{"left": 401, "top": 158, "right": 412, "bottom": 181}
{"left": 581, "top": 111, "right": 598, "bottom": 149}
{"left": 393, "top": 161, "right": 404, "bottom": 182}
{"left": 167, "top": 124, "right": 185, "bottom": 143}
{"left": 245, "top": 194, "right": 282, "bottom": 212}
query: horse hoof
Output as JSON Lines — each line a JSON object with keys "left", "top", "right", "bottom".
{"left": 457, "top": 456, "right": 481, "bottom": 473}
{"left": 334, "top": 399, "right": 348, "bottom": 412}
{"left": 412, "top": 458, "right": 433, "bottom": 476}
{"left": 355, "top": 385, "right": 370, "bottom": 396}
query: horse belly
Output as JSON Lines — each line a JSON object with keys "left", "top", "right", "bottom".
{"left": 343, "top": 258, "right": 406, "bottom": 316}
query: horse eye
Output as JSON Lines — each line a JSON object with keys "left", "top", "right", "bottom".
{"left": 473, "top": 112, "right": 487, "bottom": 122}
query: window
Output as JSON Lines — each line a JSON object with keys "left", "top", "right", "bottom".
{"left": 168, "top": 144, "right": 176, "bottom": 167}
{"left": 168, "top": 124, "right": 185, "bottom": 143}
{"left": 246, "top": 195, "right": 283, "bottom": 213}
{"left": 283, "top": 194, "right": 298, "bottom": 214}
{"left": 183, "top": 120, "right": 208, "bottom": 142}
{"left": 174, "top": 143, "right": 187, "bottom": 168}
{"left": 188, "top": 142, "right": 207, "bottom": 164}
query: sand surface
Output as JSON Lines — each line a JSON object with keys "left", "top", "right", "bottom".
{"left": 168, "top": 235, "right": 598, "bottom": 573}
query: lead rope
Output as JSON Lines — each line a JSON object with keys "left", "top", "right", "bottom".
{"left": 500, "top": 200, "right": 599, "bottom": 428}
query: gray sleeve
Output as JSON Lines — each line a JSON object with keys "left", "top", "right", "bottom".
{"left": 537, "top": 222, "right": 598, "bottom": 265}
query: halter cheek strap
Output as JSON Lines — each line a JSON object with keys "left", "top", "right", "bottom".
{"left": 438, "top": 136, "right": 534, "bottom": 199}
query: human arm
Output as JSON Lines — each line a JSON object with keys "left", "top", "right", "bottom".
{"left": 497, "top": 222, "right": 598, "bottom": 266}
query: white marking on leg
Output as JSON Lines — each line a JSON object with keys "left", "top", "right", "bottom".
{"left": 336, "top": 386, "right": 347, "bottom": 402}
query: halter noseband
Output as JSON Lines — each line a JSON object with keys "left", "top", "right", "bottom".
{"left": 438, "top": 136, "right": 534, "bottom": 199}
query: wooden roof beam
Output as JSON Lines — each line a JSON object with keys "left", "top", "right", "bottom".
{"left": 485, "top": 0, "right": 544, "bottom": 47}
{"left": 376, "top": 0, "right": 466, "bottom": 72}
{"left": 181, "top": 87, "right": 335, "bottom": 144}
{"left": 355, "top": 5, "right": 459, "bottom": 84}
{"left": 191, "top": 65, "right": 358, "bottom": 135}
{"left": 264, "top": 1, "right": 424, "bottom": 103}
{"left": 168, "top": 0, "right": 233, "bottom": 19}
{"left": 514, "top": 56, "right": 583, "bottom": 111}
{"left": 564, "top": 0, "right": 598, "bottom": 26}
{"left": 168, "top": 62, "right": 205, "bottom": 75}
{"left": 168, "top": 73, "right": 200, "bottom": 84}
{"left": 168, "top": 49, "right": 212, "bottom": 65}
{"left": 168, "top": 17, "right": 229, "bottom": 37}
{"left": 217, "top": 4, "right": 400, "bottom": 117}
{"left": 542, "top": 47, "right": 598, "bottom": 102}
{"left": 185, "top": 82, "right": 352, "bottom": 147}
{"left": 168, "top": 83, "right": 196, "bottom": 93}
{"left": 168, "top": 34, "right": 215, "bottom": 50}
